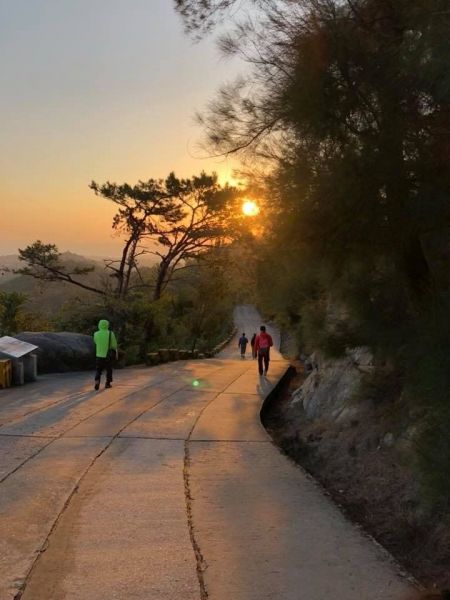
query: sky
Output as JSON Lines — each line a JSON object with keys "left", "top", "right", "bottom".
{"left": 0, "top": 0, "right": 242, "bottom": 256}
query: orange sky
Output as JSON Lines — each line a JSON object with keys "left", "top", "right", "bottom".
{"left": 0, "top": 2, "right": 240, "bottom": 256}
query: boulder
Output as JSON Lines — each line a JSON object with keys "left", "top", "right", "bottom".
{"left": 347, "top": 346, "right": 374, "bottom": 373}
{"left": 15, "top": 332, "right": 95, "bottom": 373}
{"left": 382, "top": 432, "right": 395, "bottom": 448}
{"left": 289, "top": 352, "right": 364, "bottom": 421}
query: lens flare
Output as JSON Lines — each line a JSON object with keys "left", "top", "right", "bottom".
{"left": 192, "top": 379, "right": 200, "bottom": 387}
{"left": 242, "top": 200, "right": 260, "bottom": 216}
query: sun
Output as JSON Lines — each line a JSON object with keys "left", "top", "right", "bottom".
{"left": 242, "top": 200, "right": 260, "bottom": 216}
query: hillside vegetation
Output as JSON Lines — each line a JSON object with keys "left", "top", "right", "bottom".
{"left": 2, "top": 0, "right": 450, "bottom": 584}
{"left": 174, "top": 0, "right": 450, "bottom": 587}
{"left": 0, "top": 174, "right": 252, "bottom": 364}
{"left": 0, "top": 253, "right": 105, "bottom": 313}
{"left": 176, "top": 0, "right": 450, "bottom": 507}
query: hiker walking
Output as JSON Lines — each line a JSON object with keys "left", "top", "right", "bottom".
{"left": 238, "top": 333, "right": 249, "bottom": 359}
{"left": 255, "top": 325, "right": 273, "bottom": 376}
{"left": 93, "top": 319, "right": 118, "bottom": 390}
{"left": 250, "top": 333, "right": 257, "bottom": 359}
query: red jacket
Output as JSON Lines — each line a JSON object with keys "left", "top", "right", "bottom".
{"left": 255, "top": 331, "right": 273, "bottom": 353}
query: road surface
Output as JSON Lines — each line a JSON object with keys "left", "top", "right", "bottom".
{"left": 0, "top": 306, "right": 418, "bottom": 599}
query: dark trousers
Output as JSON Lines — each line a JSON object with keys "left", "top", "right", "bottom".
{"left": 95, "top": 357, "right": 113, "bottom": 384}
{"left": 258, "top": 349, "right": 270, "bottom": 375}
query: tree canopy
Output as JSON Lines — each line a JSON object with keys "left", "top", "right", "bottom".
{"left": 18, "top": 172, "right": 240, "bottom": 302}
{"left": 91, "top": 171, "right": 239, "bottom": 300}
{"left": 176, "top": 0, "right": 450, "bottom": 504}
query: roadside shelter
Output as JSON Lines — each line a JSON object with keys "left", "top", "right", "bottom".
{"left": 0, "top": 336, "right": 39, "bottom": 385}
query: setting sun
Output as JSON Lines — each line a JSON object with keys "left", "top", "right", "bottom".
{"left": 242, "top": 200, "right": 260, "bottom": 216}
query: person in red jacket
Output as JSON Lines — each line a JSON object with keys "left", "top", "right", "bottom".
{"left": 254, "top": 325, "right": 273, "bottom": 376}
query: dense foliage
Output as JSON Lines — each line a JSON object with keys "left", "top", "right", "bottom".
{"left": 176, "top": 0, "right": 450, "bottom": 505}
{"left": 12, "top": 172, "right": 244, "bottom": 361}
{"left": 0, "top": 291, "right": 51, "bottom": 336}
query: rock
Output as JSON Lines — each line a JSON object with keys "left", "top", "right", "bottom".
{"left": 335, "top": 406, "right": 360, "bottom": 424}
{"left": 304, "top": 352, "right": 319, "bottom": 372}
{"left": 289, "top": 352, "right": 363, "bottom": 421}
{"left": 15, "top": 331, "right": 95, "bottom": 373}
{"left": 347, "top": 346, "right": 374, "bottom": 371}
{"left": 382, "top": 432, "right": 395, "bottom": 448}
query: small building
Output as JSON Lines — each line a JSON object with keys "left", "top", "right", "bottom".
{"left": 0, "top": 336, "right": 39, "bottom": 385}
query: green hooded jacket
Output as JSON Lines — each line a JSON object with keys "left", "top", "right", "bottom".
{"left": 93, "top": 319, "right": 118, "bottom": 358}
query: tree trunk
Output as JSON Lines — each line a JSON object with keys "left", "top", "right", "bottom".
{"left": 122, "top": 237, "right": 139, "bottom": 299}
{"left": 116, "top": 236, "right": 134, "bottom": 298}
{"left": 154, "top": 259, "right": 170, "bottom": 301}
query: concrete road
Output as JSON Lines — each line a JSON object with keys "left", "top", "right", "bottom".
{"left": 0, "top": 306, "right": 418, "bottom": 599}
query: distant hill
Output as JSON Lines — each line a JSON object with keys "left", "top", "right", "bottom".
{"left": 0, "top": 255, "right": 22, "bottom": 283}
{"left": 0, "top": 253, "right": 108, "bottom": 314}
{"left": 86, "top": 254, "right": 158, "bottom": 268}
{"left": 0, "top": 251, "right": 157, "bottom": 315}
{"left": 85, "top": 254, "right": 158, "bottom": 268}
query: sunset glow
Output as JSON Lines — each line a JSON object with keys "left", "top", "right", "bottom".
{"left": 242, "top": 200, "right": 260, "bottom": 216}
{"left": 0, "top": 3, "right": 240, "bottom": 256}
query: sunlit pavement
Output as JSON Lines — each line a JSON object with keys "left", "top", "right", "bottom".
{"left": 0, "top": 306, "right": 417, "bottom": 599}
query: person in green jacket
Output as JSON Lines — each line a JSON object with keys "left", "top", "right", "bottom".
{"left": 93, "top": 319, "right": 118, "bottom": 390}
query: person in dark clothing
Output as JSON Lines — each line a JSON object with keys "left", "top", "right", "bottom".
{"left": 250, "top": 333, "right": 257, "bottom": 359}
{"left": 238, "top": 333, "right": 249, "bottom": 359}
{"left": 93, "top": 319, "right": 118, "bottom": 390}
{"left": 254, "top": 325, "right": 273, "bottom": 376}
